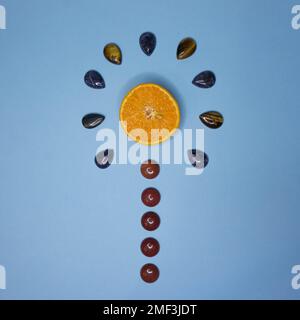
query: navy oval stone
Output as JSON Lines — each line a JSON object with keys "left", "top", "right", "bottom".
{"left": 192, "top": 71, "right": 216, "bottom": 89}
{"left": 139, "top": 32, "right": 156, "bottom": 56}
{"left": 84, "top": 70, "right": 105, "bottom": 89}
{"left": 187, "top": 149, "right": 209, "bottom": 169}
{"left": 95, "top": 149, "right": 114, "bottom": 169}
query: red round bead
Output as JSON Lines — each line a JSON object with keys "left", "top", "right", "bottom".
{"left": 140, "top": 160, "right": 160, "bottom": 179}
{"left": 140, "top": 263, "right": 160, "bottom": 283}
{"left": 141, "top": 212, "right": 160, "bottom": 231}
{"left": 140, "top": 237, "right": 160, "bottom": 257}
{"left": 141, "top": 188, "right": 161, "bottom": 207}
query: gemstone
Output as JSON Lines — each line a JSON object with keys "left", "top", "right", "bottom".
{"left": 95, "top": 149, "right": 114, "bottom": 169}
{"left": 141, "top": 188, "right": 161, "bottom": 207}
{"left": 187, "top": 149, "right": 209, "bottom": 169}
{"left": 141, "top": 212, "right": 160, "bottom": 231}
{"left": 140, "top": 263, "right": 159, "bottom": 283}
{"left": 199, "top": 111, "right": 223, "bottom": 129}
{"left": 84, "top": 70, "right": 105, "bottom": 89}
{"left": 82, "top": 113, "right": 105, "bottom": 129}
{"left": 139, "top": 32, "right": 156, "bottom": 56}
{"left": 177, "top": 37, "right": 197, "bottom": 60}
{"left": 140, "top": 160, "right": 160, "bottom": 179}
{"left": 140, "top": 238, "right": 160, "bottom": 257}
{"left": 192, "top": 71, "right": 216, "bottom": 89}
{"left": 103, "top": 43, "right": 122, "bottom": 65}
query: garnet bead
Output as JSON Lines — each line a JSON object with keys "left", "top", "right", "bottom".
{"left": 141, "top": 188, "right": 161, "bottom": 207}
{"left": 140, "top": 237, "right": 160, "bottom": 257}
{"left": 141, "top": 212, "right": 160, "bottom": 231}
{"left": 140, "top": 263, "right": 160, "bottom": 283}
{"left": 140, "top": 160, "right": 160, "bottom": 179}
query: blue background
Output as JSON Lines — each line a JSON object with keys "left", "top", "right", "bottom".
{"left": 0, "top": 0, "right": 300, "bottom": 299}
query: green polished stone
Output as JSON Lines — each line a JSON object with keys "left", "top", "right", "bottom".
{"left": 103, "top": 43, "right": 122, "bottom": 65}
{"left": 177, "top": 37, "right": 197, "bottom": 60}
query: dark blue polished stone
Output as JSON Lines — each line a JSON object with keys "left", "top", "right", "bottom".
{"left": 192, "top": 71, "right": 216, "bottom": 89}
{"left": 188, "top": 149, "right": 209, "bottom": 169}
{"left": 84, "top": 70, "right": 105, "bottom": 89}
{"left": 95, "top": 149, "right": 114, "bottom": 169}
{"left": 139, "top": 32, "right": 156, "bottom": 56}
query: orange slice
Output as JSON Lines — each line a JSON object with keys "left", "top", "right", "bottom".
{"left": 119, "top": 83, "right": 180, "bottom": 145}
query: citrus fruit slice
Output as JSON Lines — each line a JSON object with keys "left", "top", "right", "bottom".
{"left": 119, "top": 83, "right": 180, "bottom": 145}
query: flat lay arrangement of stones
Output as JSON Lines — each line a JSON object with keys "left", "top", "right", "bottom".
{"left": 81, "top": 33, "right": 224, "bottom": 283}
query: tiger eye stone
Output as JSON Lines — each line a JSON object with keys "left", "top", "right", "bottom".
{"left": 95, "top": 149, "right": 114, "bottom": 169}
{"left": 103, "top": 43, "right": 122, "bottom": 65}
{"left": 141, "top": 188, "right": 161, "bottom": 207}
{"left": 84, "top": 70, "right": 105, "bottom": 89}
{"left": 141, "top": 212, "right": 160, "bottom": 231}
{"left": 200, "top": 111, "right": 224, "bottom": 129}
{"left": 177, "top": 37, "right": 197, "bottom": 60}
{"left": 140, "top": 237, "right": 160, "bottom": 257}
{"left": 140, "top": 263, "right": 159, "bottom": 283}
{"left": 192, "top": 71, "right": 216, "bottom": 89}
{"left": 139, "top": 32, "right": 156, "bottom": 56}
{"left": 140, "top": 160, "right": 160, "bottom": 179}
{"left": 187, "top": 149, "right": 209, "bottom": 169}
{"left": 82, "top": 113, "right": 105, "bottom": 129}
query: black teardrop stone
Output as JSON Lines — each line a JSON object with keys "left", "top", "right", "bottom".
{"left": 192, "top": 71, "right": 216, "bottom": 89}
{"left": 188, "top": 149, "right": 209, "bottom": 169}
{"left": 84, "top": 70, "right": 105, "bottom": 89}
{"left": 95, "top": 149, "right": 114, "bottom": 169}
{"left": 139, "top": 32, "right": 156, "bottom": 56}
{"left": 82, "top": 113, "right": 105, "bottom": 129}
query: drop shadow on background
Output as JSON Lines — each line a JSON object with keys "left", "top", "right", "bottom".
{"left": 118, "top": 72, "right": 186, "bottom": 127}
